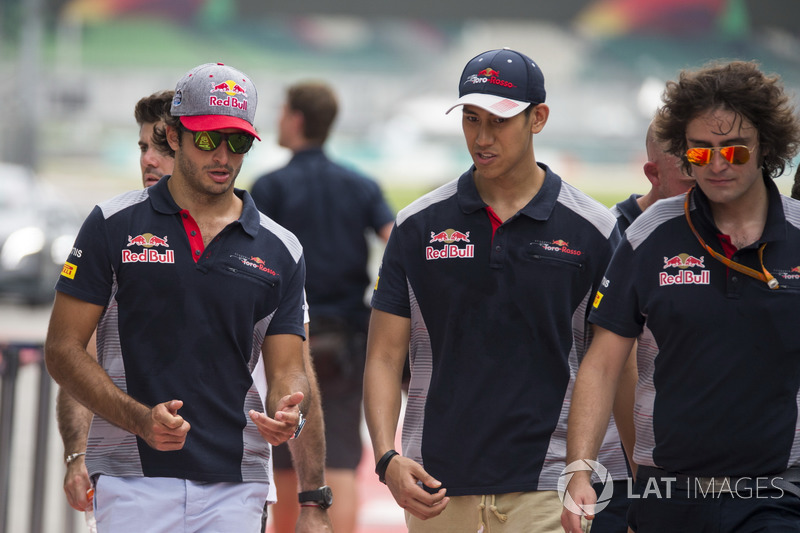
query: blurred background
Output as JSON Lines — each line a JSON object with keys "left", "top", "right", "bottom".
{"left": 1, "top": 0, "right": 800, "bottom": 531}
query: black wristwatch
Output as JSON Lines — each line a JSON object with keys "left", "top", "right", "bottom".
{"left": 298, "top": 485, "right": 333, "bottom": 510}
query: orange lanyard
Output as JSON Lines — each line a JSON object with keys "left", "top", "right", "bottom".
{"left": 683, "top": 187, "right": 779, "bottom": 290}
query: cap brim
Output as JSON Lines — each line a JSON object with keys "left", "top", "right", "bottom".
{"left": 445, "top": 93, "right": 531, "bottom": 119}
{"left": 180, "top": 115, "right": 261, "bottom": 141}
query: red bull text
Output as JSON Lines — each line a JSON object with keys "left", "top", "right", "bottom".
{"left": 122, "top": 249, "right": 175, "bottom": 264}
{"left": 426, "top": 244, "right": 475, "bottom": 260}
{"left": 659, "top": 270, "right": 710, "bottom": 286}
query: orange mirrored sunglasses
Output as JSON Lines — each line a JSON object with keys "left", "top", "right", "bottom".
{"left": 685, "top": 145, "right": 753, "bottom": 167}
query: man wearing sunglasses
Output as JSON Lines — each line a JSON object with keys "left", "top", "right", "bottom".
{"left": 46, "top": 63, "right": 313, "bottom": 532}
{"left": 563, "top": 60, "right": 800, "bottom": 533}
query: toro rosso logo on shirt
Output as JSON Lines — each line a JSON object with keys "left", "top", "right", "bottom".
{"left": 122, "top": 233, "right": 174, "bottom": 264}
{"left": 773, "top": 265, "right": 800, "bottom": 281}
{"left": 533, "top": 239, "right": 582, "bottom": 256}
{"left": 427, "top": 228, "right": 474, "bottom": 260}
{"left": 233, "top": 253, "right": 278, "bottom": 276}
{"left": 660, "top": 253, "right": 709, "bottom": 286}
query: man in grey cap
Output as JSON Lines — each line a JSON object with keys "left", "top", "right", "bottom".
{"left": 45, "top": 63, "right": 315, "bottom": 532}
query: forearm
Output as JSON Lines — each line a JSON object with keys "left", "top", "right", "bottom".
{"left": 264, "top": 334, "right": 310, "bottom": 417}
{"left": 364, "top": 344, "right": 405, "bottom": 460}
{"left": 567, "top": 328, "right": 634, "bottom": 465}
{"left": 613, "top": 344, "right": 638, "bottom": 476}
{"left": 46, "top": 293, "right": 152, "bottom": 438}
{"left": 56, "top": 388, "right": 92, "bottom": 456}
{"left": 288, "top": 339, "right": 326, "bottom": 490}
{"left": 47, "top": 339, "right": 150, "bottom": 438}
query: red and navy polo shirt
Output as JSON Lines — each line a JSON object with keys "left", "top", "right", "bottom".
{"left": 371, "top": 164, "right": 624, "bottom": 495}
{"left": 56, "top": 176, "right": 306, "bottom": 483}
{"left": 591, "top": 177, "right": 800, "bottom": 477}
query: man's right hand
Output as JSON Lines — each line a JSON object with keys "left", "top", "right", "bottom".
{"left": 142, "top": 399, "right": 191, "bottom": 451}
{"left": 384, "top": 454, "right": 449, "bottom": 520}
{"left": 63, "top": 456, "right": 92, "bottom": 512}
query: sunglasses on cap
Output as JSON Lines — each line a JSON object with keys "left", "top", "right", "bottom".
{"left": 190, "top": 130, "right": 255, "bottom": 154}
{"left": 685, "top": 145, "right": 754, "bottom": 167}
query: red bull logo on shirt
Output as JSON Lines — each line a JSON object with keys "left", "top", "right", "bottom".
{"left": 127, "top": 234, "right": 169, "bottom": 248}
{"left": 123, "top": 234, "right": 174, "bottom": 264}
{"left": 429, "top": 229, "right": 470, "bottom": 243}
{"left": 427, "top": 228, "right": 474, "bottom": 260}
{"left": 663, "top": 254, "right": 704, "bottom": 269}
{"left": 660, "top": 253, "right": 709, "bottom": 286}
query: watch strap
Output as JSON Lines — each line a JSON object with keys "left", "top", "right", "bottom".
{"left": 298, "top": 486, "right": 333, "bottom": 509}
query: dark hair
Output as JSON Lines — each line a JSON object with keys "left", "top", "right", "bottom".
{"left": 134, "top": 90, "right": 174, "bottom": 127}
{"left": 287, "top": 81, "right": 338, "bottom": 145}
{"left": 654, "top": 60, "right": 800, "bottom": 178}
{"left": 151, "top": 110, "right": 182, "bottom": 158}
{"left": 792, "top": 166, "right": 800, "bottom": 201}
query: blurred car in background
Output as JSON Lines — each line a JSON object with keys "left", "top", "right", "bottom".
{"left": 0, "top": 163, "right": 82, "bottom": 306}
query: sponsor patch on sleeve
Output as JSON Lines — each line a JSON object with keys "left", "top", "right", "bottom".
{"left": 592, "top": 291, "right": 603, "bottom": 308}
{"left": 61, "top": 261, "right": 77, "bottom": 279}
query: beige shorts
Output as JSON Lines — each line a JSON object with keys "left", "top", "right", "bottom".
{"left": 405, "top": 490, "right": 591, "bottom": 533}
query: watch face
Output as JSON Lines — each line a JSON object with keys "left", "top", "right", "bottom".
{"left": 321, "top": 485, "right": 333, "bottom": 505}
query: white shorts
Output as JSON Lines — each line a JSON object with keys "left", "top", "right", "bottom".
{"left": 94, "top": 475, "right": 269, "bottom": 533}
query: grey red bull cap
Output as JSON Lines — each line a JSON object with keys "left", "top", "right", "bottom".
{"left": 446, "top": 48, "right": 546, "bottom": 119}
{"left": 171, "top": 62, "right": 260, "bottom": 140}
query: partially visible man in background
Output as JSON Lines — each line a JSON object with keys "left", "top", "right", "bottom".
{"left": 612, "top": 119, "right": 696, "bottom": 233}
{"left": 251, "top": 80, "right": 394, "bottom": 533}
{"left": 137, "top": 90, "right": 175, "bottom": 188}
{"left": 56, "top": 89, "right": 175, "bottom": 517}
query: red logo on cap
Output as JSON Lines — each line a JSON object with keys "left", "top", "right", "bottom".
{"left": 479, "top": 68, "right": 500, "bottom": 77}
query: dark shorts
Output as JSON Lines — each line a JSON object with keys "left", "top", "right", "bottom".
{"left": 628, "top": 467, "right": 800, "bottom": 532}
{"left": 273, "top": 316, "right": 366, "bottom": 471}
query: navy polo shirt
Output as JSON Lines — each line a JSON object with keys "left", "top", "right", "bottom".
{"left": 611, "top": 193, "right": 643, "bottom": 234}
{"left": 590, "top": 177, "right": 800, "bottom": 477}
{"left": 371, "top": 164, "right": 623, "bottom": 495}
{"left": 251, "top": 148, "right": 394, "bottom": 323}
{"left": 56, "top": 176, "right": 306, "bottom": 483}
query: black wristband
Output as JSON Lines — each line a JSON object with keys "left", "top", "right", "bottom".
{"left": 375, "top": 449, "right": 399, "bottom": 484}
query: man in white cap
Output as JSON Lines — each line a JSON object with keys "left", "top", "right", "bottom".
{"left": 45, "top": 63, "right": 313, "bottom": 532}
{"left": 363, "top": 48, "right": 627, "bottom": 532}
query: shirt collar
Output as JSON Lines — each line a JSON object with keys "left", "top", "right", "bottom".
{"left": 148, "top": 175, "right": 260, "bottom": 238}
{"left": 692, "top": 173, "right": 787, "bottom": 245}
{"left": 290, "top": 146, "right": 325, "bottom": 162}
{"left": 457, "top": 163, "right": 561, "bottom": 221}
